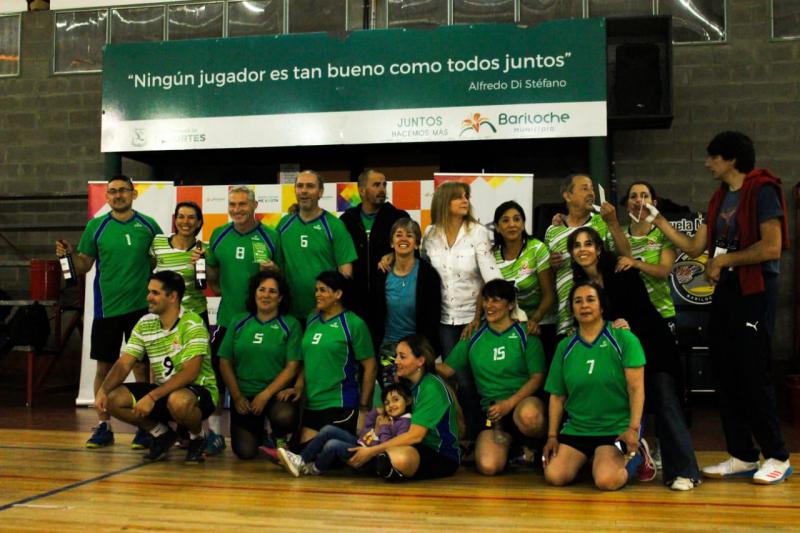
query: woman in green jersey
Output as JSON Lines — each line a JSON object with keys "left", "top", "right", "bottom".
{"left": 438, "top": 279, "right": 546, "bottom": 476}
{"left": 616, "top": 182, "right": 677, "bottom": 323}
{"left": 297, "top": 271, "right": 377, "bottom": 443}
{"left": 543, "top": 280, "right": 646, "bottom": 491}
{"left": 348, "top": 334, "right": 461, "bottom": 481}
{"left": 151, "top": 201, "right": 208, "bottom": 323}
{"left": 218, "top": 270, "right": 302, "bottom": 459}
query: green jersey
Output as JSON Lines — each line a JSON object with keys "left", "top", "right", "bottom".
{"left": 151, "top": 234, "right": 207, "bottom": 315}
{"left": 277, "top": 211, "right": 357, "bottom": 320}
{"left": 125, "top": 309, "right": 218, "bottom": 406}
{"left": 301, "top": 310, "right": 373, "bottom": 410}
{"left": 446, "top": 321, "right": 545, "bottom": 410}
{"left": 623, "top": 225, "right": 676, "bottom": 319}
{"left": 544, "top": 324, "right": 645, "bottom": 436}
{"left": 494, "top": 238, "right": 551, "bottom": 317}
{"left": 410, "top": 373, "right": 460, "bottom": 464}
{"left": 218, "top": 312, "right": 302, "bottom": 397}
{"left": 77, "top": 211, "right": 162, "bottom": 319}
{"left": 544, "top": 214, "right": 611, "bottom": 335}
{"left": 205, "top": 222, "right": 282, "bottom": 328}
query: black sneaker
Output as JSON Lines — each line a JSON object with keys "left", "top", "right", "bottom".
{"left": 144, "top": 429, "right": 177, "bottom": 462}
{"left": 185, "top": 437, "right": 206, "bottom": 465}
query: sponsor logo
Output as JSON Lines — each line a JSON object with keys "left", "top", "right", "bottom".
{"left": 509, "top": 333, "right": 518, "bottom": 339}
{"left": 600, "top": 341, "right": 608, "bottom": 348}
{"left": 132, "top": 128, "right": 147, "bottom": 147}
{"left": 460, "top": 113, "right": 497, "bottom": 136}
{"left": 670, "top": 252, "right": 714, "bottom": 305}
{"left": 391, "top": 115, "right": 448, "bottom": 139}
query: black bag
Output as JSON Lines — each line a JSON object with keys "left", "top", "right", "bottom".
{"left": 1, "top": 302, "right": 50, "bottom": 352}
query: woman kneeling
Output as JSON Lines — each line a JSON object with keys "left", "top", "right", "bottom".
{"left": 543, "top": 280, "right": 645, "bottom": 491}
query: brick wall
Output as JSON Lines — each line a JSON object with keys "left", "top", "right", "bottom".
{"left": 1, "top": 4, "right": 798, "bottom": 366}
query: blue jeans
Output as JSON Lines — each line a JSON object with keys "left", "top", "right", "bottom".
{"left": 649, "top": 372, "right": 700, "bottom": 483}
{"left": 300, "top": 425, "right": 358, "bottom": 472}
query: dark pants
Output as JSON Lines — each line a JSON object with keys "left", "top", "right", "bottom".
{"left": 440, "top": 323, "right": 482, "bottom": 441}
{"left": 709, "top": 273, "right": 788, "bottom": 462}
{"left": 647, "top": 372, "right": 700, "bottom": 483}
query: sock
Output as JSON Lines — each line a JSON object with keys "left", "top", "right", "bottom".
{"left": 150, "top": 423, "right": 169, "bottom": 437}
{"left": 208, "top": 414, "right": 222, "bottom": 434}
{"left": 97, "top": 419, "right": 111, "bottom": 430}
{"left": 190, "top": 430, "right": 203, "bottom": 440}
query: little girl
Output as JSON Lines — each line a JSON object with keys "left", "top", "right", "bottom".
{"left": 277, "top": 384, "right": 412, "bottom": 477}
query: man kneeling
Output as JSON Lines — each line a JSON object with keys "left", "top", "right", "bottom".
{"left": 95, "top": 271, "right": 218, "bottom": 464}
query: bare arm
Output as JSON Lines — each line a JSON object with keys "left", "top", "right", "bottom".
{"left": 55, "top": 240, "right": 95, "bottom": 275}
{"left": 338, "top": 263, "right": 353, "bottom": 278}
{"left": 542, "top": 394, "right": 566, "bottom": 466}
{"left": 220, "top": 357, "right": 250, "bottom": 415}
{"left": 652, "top": 214, "right": 708, "bottom": 258}
{"left": 616, "top": 247, "right": 676, "bottom": 280}
{"left": 98, "top": 353, "right": 138, "bottom": 395}
{"left": 531, "top": 268, "right": 555, "bottom": 324}
{"left": 359, "top": 357, "right": 377, "bottom": 410}
{"left": 619, "top": 366, "right": 645, "bottom": 454}
{"left": 488, "top": 372, "right": 545, "bottom": 420}
{"left": 347, "top": 424, "right": 429, "bottom": 468}
{"left": 435, "top": 362, "right": 456, "bottom": 380}
{"left": 601, "top": 202, "right": 632, "bottom": 258}
{"left": 207, "top": 265, "right": 221, "bottom": 295}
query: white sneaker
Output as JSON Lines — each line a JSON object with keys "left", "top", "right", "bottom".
{"left": 277, "top": 448, "right": 306, "bottom": 477}
{"left": 752, "top": 458, "right": 793, "bottom": 485}
{"left": 702, "top": 457, "right": 760, "bottom": 479}
{"left": 670, "top": 477, "right": 698, "bottom": 491}
{"left": 302, "top": 462, "right": 321, "bottom": 476}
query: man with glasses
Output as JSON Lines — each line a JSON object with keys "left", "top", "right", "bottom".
{"left": 56, "top": 175, "right": 162, "bottom": 449}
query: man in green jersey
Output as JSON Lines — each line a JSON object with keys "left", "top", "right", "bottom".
{"left": 96, "top": 271, "right": 217, "bottom": 464}
{"left": 203, "top": 185, "right": 282, "bottom": 455}
{"left": 544, "top": 174, "right": 631, "bottom": 336}
{"left": 56, "top": 175, "right": 162, "bottom": 450}
{"left": 277, "top": 171, "right": 357, "bottom": 321}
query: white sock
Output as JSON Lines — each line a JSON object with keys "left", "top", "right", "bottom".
{"left": 150, "top": 423, "right": 169, "bottom": 437}
{"left": 208, "top": 414, "right": 222, "bottom": 434}
{"left": 98, "top": 419, "right": 111, "bottom": 430}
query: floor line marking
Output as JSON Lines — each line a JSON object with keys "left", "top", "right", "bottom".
{"left": 0, "top": 462, "right": 150, "bottom": 513}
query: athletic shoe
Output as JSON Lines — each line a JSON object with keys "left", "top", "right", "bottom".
{"left": 204, "top": 430, "right": 226, "bottom": 457}
{"left": 185, "top": 437, "right": 207, "bottom": 465}
{"left": 277, "top": 448, "right": 306, "bottom": 477}
{"left": 302, "top": 462, "right": 321, "bottom": 476}
{"left": 702, "top": 456, "right": 760, "bottom": 479}
{"left": 670, "top": 477, "right": 698, "bottom": 491}
{"left": 176, "top": 425, "right": 191, "bottom": 449}
{"left": 651, "top": 439, "right": 663, "bottom": 471}
{"left": 144, "top": 429, "right": 178, "bottom": 462}
{"left": 131, "top": 428, "right": 152, "bottom": 450}
{"left": 636, "top": 438, "right": 657, "bottom": 482}
{"left": 85, "top": 422, "right": 114, "bottom": 448}
{"left": 258, "top": 446, "right": 281, "bottom": 464}
{"left": 752, "top": 458, "right": 793, "bottom": 485}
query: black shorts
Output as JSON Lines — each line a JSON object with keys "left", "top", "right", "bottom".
{"left": 558, "top": 434, "right": 621, "bottom": 458}
{"left": 90, "top": 308, "right": 147, "bottom": 362}
{"left": 209, "top": 325, "right": 227, "bottom": 396}
{"left": 126, "top": 382, "right": 215, "bottom": 423}
{"left": 302, "top": 407, "right": 357, "bottom": 435}
{"left": 409, "top": 443, "right": 460, "bottom": 480}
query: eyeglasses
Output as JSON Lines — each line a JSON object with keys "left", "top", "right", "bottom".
{"left": 107, "top": 188, "right": 133, "bottom": 195}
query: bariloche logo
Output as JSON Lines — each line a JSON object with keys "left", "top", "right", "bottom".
{"left": 132, "top": 128, "right": 147, "bottom": 147}
{"left": 459, "top": 113, "right": 497, "bottom": 136}
{"left": 670, "top": 251, "right": 714, "bottom": 305}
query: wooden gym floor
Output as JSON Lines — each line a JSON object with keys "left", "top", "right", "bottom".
{"left": 1, "top": 402, "right": 799, "bottom": 532}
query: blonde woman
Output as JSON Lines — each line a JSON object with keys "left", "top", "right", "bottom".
{"left": 421, "top": 181, "right": 501, "bottom": 440}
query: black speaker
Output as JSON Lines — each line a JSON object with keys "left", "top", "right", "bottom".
{"left": 606, "top": 16, "right": 673, "bottom": 129}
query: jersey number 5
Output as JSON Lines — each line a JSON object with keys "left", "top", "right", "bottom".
{"left": 253, "top": 333, "right": 263, "bottom": 344}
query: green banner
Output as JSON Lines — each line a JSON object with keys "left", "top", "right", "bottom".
{"left": 101, "top": 19, "right": 607, "bottom": 151}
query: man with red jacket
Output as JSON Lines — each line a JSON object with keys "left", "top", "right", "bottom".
{"left": 651, "top": 131, "right": 792, "bottom": 485}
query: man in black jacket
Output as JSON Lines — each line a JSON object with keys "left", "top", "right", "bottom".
{"left": 340, "top": 169, "right": 409, "bottom": 319}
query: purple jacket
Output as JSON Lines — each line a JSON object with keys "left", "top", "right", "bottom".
{"left": 357, "top": 410, "right": 412, "bottom": 447}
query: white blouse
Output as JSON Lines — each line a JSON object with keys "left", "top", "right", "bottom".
{"left": 421, "top": 222, "right": 502, "bottom": 325}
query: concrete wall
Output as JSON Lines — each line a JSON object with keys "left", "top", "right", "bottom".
{"left": 1, "top": 4, "right": 798, "bottom": 368}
